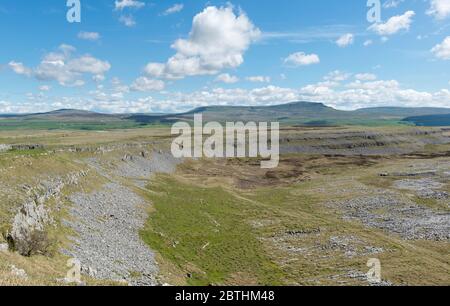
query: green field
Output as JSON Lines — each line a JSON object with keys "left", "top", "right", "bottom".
{"left": 141, "top": 175, "right": 285, "bottom": 285}
{"left": 0, "top": 119, "right": 153, "bottom": 131}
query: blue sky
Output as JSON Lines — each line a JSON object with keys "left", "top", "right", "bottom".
{"left": 0, "top": 0, "right": 450, "bottom": 113}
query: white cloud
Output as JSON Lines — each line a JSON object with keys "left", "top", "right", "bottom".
{"left": 162, "top": 79, "right": 450, "bottom": 111}
{"left": 369, "top": 11, "right": 415, "bottom": 36}
{"left": 8, "top": 61, "right": 32, "bottom": 76}
{"left": 336, "top": 33, "right": 354, "bottom": 47}
{"left": 431, "top": 36, "right": 450, "bottom": 60}
{"left": 297, "top": 78, "right": 450, "bottom": 110}
{"left": 246, "top": 76, "right": 271, "bottom": 83}
{"left": 363, "top": 39, "right": 373, "bottom": 47}
{"left": 10, "top": 44, "right": 111, "bottom": 87}
{"left": 355, "top": 73, "right": 377, "bottom": 81}
{"left": 2, "top": 77, "right": 450, "bottom": 114}
{"left": 39, "top": 85, "right": 51, "bottom": 91}
{"left": 168, "top": 86, "right": 299, "bottom": 109}
{"left": 346, "top": 79, "right": 399, "bottom": 90}
{"left": 284, "top": 52, "right": 320, "bottom": 66}
{"left": 163, "top": 4, "right": 184, "bottom": 16}
{"left": 68, "top": 56, "right": 111, "bottom": 75}
{"left": 300, "top": 84, "right": 334, "bottom": 96}
{"left": 93, "top": 74, "right": 105, "bottom": 82}
{"left": 324, "top": 70, "right": 351, "bottom": 82}
{"left": 119, "top": 15, "right": 136, "bottom": 27}
{"left": 78, "top": 31, "right": 100, "bottom": 41}
{"left": 115, "top": 0, "right": 145, "bottom": 11}
{"left": 111, "top": 77, "right": 130, "bottom": 93}
{"left": 145, "top": 6, "right": 261, "bottom": 79}
{"left": 130, "top": 77, "right": 165, "bottom": 92}
{"left": 427, "top": 0, "right": 450, "bottom": 20}
{"left": 215, "top": 73, "right": 239, "bottom": 84}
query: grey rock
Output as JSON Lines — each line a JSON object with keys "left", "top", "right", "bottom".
{"left": 329, "top": 194, "right": 450, "bottom": 241}
{"left": 10, "top": 265, "right": 28, "bottom": 279}
{"left": 0, "top": 144, "right": 12, "bottom": 152}
{"left": 6, "top": 170, "right": 89, "bottom": 256}
{"left": 0, "top": 243, "right": 9, "bottom": 252}
{"left": 7, "top": 200, "right": 53, "bottom": 256}
{"left": 64, "top": 183, "right": 159, "bottom": 286}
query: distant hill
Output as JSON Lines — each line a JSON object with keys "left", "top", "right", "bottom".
{"left": 1, "top": 102, "right": 450, "bottom": 130}
{"left": 403, "top": 114, "right": 450, "bottom": 126}
{"left": 127, "top": 102, "right": 450, "bottom": 127}
{"left": 1, "top": 109, "right": 120, "bottom": 121}
{"left": 0, "top": 109, "right": 140, "bottom": 131}
{"left": 354, "top": 107, "right": 450, "bottom": 119}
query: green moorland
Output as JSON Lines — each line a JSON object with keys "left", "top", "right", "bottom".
{"left": 141, "top": 176, "right": 285, "bottom": 286}
{"left": 140, "top": 155, "right": 450, "bottom": 286}
{"left": 0, "top": 125, "right": 449, "bottom": 286}
{"left": 0, "top": 119, "right": 153, "bottom": 131}
{"left": 3, "top": 102, "right": 450, "bottom": 131}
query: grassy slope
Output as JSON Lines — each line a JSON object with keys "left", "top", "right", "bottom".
{"left": 1, "top": 127, "right": 449, "bottom": 285}
{"left": 140, "top": 154, "right": 450, "bottom": 286}
{"left": 0, "top": 148, "right": 112, "bottom": 285}
{"left": 140, "top": 176, "right": 284, "bottom": 285}
{"left": 0, "top": 119, "right": 148, "bottom": 131}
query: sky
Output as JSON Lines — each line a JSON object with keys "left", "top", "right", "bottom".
{"left": 0, "top": 0, "right": 450, "bottom": 113}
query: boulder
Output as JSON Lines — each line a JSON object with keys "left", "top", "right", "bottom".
{"left": 10, "top": 265, "right": 28, "bottom": 279}
{"left": 6, "top": 200, "right": 52, "bottom": 256}
{"left": 0, "top": 243, "right": 9, "bottom": 253}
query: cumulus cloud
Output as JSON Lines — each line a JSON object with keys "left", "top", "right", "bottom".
{"left": 68, "top": 56, "right": 111, "bottom": 75}
{"left": 431, "top": 36, "right": 450, "bottom": 60}
{"left": 39, "top": 85, "right": 51, "bottom": 91}
{"left": 355, "top": 73, "right": 377, "bottom": 81}
{"left": 115, "top": 0, "right": 145, "bottom": 11}
{"left": 298, "top": 78, "right": 450, "bottom": 110}
{"left": 78, "top": 31, "right": 100, "bottom": 41}
{"left": 324, "top": 70, "right": 351, "bottom": 82}
{"left": 161, "top": 79, "right": 450, "bottom": 111}
{"left": 8, "top": 61, "right": 32, "bottom": 76}
{"left": 2, "top": 77, "right": 450, "bottom": 114}
{"left": 145, "top": 6, "right": 261, "bottom": 79}
{"left": 369, "top": 11, "right": 415, "bottom": 35}
{"left": 130, "top": 77, "right": 165, "bottom": 92}
{"left": 427, "top": 0, "right": 450, "bottom": 20}
{"left": 163, "top": 4, "right": 184, "bottom": 16}
{"left": 119, "top": 15, "right": 136, "bottom": 27}
{"left": 215, "top": 73, "right": 239, "bottom": 84}
{"left": 363, "top": 39, "right": 373, "bottom": 47}
{"left": 284, "top": 52, "right": 320, "bottom": 66}
{"left": 336, "top": 33, "right": 354, "bottom": 47}
{"left": 9, "top": 44, "right": 111, "bottom": 87}
{"left": 246, "top": 76, "right": 271, "bottom": 83}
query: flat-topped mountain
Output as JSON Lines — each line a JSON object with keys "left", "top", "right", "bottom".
{"left": 1, "top": 109, "right": 119, "bottom": 120}
{"left": 1, "top": 102, "right": 450, "bottom": 129}
{"left": 129, "top": 101, "right": 450, "bottom": 126}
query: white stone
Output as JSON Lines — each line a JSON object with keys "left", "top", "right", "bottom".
{"left": 0, "top": 243, "right": 9, "bottom": 253}
{"left": 10, "top": 265, "right": 28, "bottom": 279}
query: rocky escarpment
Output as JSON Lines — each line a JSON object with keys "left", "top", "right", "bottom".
{"left": 63, "top": 150, "right": 181, "bottom": 286}
{"left": 0, "top": 144, "right": 12, "bottom": 152}
{"left": 64, "top": 183, "right": 158, "bottom": 286}
{"left": 4, "top": 171, "right": 88, "bottom": 256}
{"left": 281, "top": 128, "right": 450, "bottom": 155}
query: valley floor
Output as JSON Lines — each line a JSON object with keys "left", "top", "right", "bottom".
{"left": 0, "top": 126, "right": 449, "bottom": 285}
